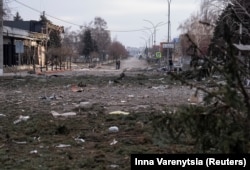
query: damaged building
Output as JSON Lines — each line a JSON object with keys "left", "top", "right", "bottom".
{"left": 3, "top": 19, "right": 64, "bottom": 71}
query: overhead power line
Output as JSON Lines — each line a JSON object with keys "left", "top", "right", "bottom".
{"left": 14, "top": 0, "right": 82, "bottom": 27}
{"left": 13, "top": 0, "right": 167, "bottom": 33}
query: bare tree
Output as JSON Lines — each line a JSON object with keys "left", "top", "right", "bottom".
{"left": 178, "top": 0, "right": 227, "bottom": 56}
{"left": 90, "top": 17, "right": 111, "bottom": 61}
{"left": 62, "top": 27, "right": 79, "bottom": 63}
{"left": 108, "top": 41, "right": 128, "bottom": 62}
{"left": 3, "top": 0, "right": 12, "bottom": 19}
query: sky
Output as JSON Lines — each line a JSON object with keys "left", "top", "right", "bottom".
{"left": 7, "top": 0, "right": 202, "bottom": 48}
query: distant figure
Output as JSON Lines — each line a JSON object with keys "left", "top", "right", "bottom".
{"left": 116, "top": 60, "right": 121, "bottom": 70}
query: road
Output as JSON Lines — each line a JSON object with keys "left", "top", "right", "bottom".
{"left": 120, "top": 57, "right": 149, "bottom": 70}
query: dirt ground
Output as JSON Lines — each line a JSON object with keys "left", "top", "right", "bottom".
{"left": 0, "top": 57, "right": 195, "bottom": 169}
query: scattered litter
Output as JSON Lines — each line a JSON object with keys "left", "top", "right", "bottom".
{"left": 33, "top": 136, "right": 41, "bottom": 142}
{"left": 121, "top": 100, "right": 126, "bottom": 103}
{"left": 13, "top": 115, "right": 30, "bottom": 124}
{"left": 16, "top": 101, "right": 23, "bottom": 105}
{"left": 108, "top": 126, "right": 119, "bottom": 133}
{"left": 13, "top": 140, "right": 27, "bottom": 144}
{"left": 128, "top": 95, "right": 134, "bottom": 98}
{"left": 51, "top": 111, "right": 77, "bottom": 118}
{"left": 30, "top": 150, "right": 38, "bottom": 154}
{"left": 217, "top": 81, "right": 227, "bottom": 86}
{"left": 109, "top": 80, "right": 114, "bottom": 85}
{"left": 109, "top": 111, "right": 130, "bottom": 115}
{"left": 0, "top": 144, "right": 5, "bottom": 148}
{"left": 109, "top": 164, "right": 119, "bottom": 168}
{"left": 55, "top": 144, "right": 71, "bottom": 148}
{"left": 79, "top": 102, "right": 93, "bottom": 110}
{"left": 110, "top": 139, "right": 118, "bottom": 145}
{"left": 188, "top": 94, "right": 203, "bottom": 105}
{"left": 152, "top": 85, "right": 169, "bottom": 90}
{"left": 0, "top": 113, "right": 6, "bottom": 117}
{"left": 74, "top": 137, "right": 85, "bottom": 143}
{"left": 39, "top": 93, "right": 63, "bottom": 100}
{"left": 63, "top": 84, "right": 71, "bottom": 89}
{"left": 71, "top": 84, "right": 84, "bottom": 92}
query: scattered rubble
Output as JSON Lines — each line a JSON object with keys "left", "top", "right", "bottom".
{"left": 109, "top": 111, "right": 130, "bottom": 115}
{"left": 110, "top": 139, "right": 118, "bottom": 145}
{"left": 55, "top": 144, "right": 71, "bottom": 148}
{"left": 13, "top": 115, "right": 30, "bottom": 124}
{"left": 51, "top": 111, "right": 77, "bottom": 118}
{"left": 108, "top": 126, "right": 119, "bottom": 133}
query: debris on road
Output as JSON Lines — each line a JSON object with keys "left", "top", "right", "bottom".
{"left": 30, "top": 150, "right": 38, "bottom": 154}
{"left": 109, "top": 111, "right": 130, "bottom": 115}
{"left": 55, "top": 144, "right": 71, "bottom": 148}
{"left": 108, "top": 126, "right": 119, "bottom": 133}
{"left": 110, "top": 139, "right": 118, "bottom": 145}
{"left": 51, "top": 111, "right": 77, "bottom": 118}
{"left": 71, "top": 84, "right": 84, "bottom": 92}
{"left": 0, "top": 113, "right": 6, "bottom": 117}
{"left": 74, "top": 137, "right": 85, "bottom": 143}
{"left": 13, "top": 115, "right": 30, "bottom": 124}
{"left": 79, "top": 102, "right": 93, "bottom": 110}
{"left": 13, "top": 140, "right": 27, "bottom": 144}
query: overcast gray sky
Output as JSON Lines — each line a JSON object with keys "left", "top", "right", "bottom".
{"left": 8, "top": 0, "right": 202, "bottom": 47}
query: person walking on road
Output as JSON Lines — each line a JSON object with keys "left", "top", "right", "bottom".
{"left": 116, "top": 60, "right": 121, "bottom": 70}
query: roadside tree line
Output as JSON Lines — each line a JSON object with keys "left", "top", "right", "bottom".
{"left": 62, "top": 17, "right": 128, "bottom": 65}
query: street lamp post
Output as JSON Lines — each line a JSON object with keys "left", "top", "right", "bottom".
{"left": 167, "top": 0, "right": 171, "bottom": 43}
{"left": 142, "top": 28, "right": 153, "bottom": 48}
{"left": 143, "top": 19, "right": 164, "bottom": 46}
{"left": 166, "top": 0, "right": 172, "bottom": 69}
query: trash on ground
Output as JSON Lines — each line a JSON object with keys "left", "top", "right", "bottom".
{"left": 55, "top": 144, "right": 71, "bottom": 148}
{"left": 109, "top": 80, "right": 114, "bottom": 85}
{"left": 110, "top": 139, "right": 118, "bottom": 145}
{"left": 13, "top": 140, "right": 27, "bottom": 144}
{"left": 216, "top": 81, "right": 227, "bottom": 86}
{"left": 152, "top": 85, "right": 169, "bottom": 90}
{"left": 51, "top": 111, "right": 77, "bottom": 118}
{"left": 39, "top": 93, "right": 63, "bottom": 100}
{"left": 13, "top": 115, "right": 30, "bottom": 124}
{"left": 128, "top": 95, "right": 134, "bottom": 98}
{"left": 74, "top": 137, "right": 85, "bottom": 143}
{"left": 109, "top": 111, "right": 130, "bottom": 115}
{"left": 188, "top": 94, "right": 203, "bottom": 105}
{"left": 79, "top": 102, "right": 93, "bottom": 110}
{"left": 33, "top": 136, "right": 41, "bottom": 142}
{"left": 30, "top": 150, "right": 38, "bottom": 154}
{"left": 109, "top": 164, "right": 119, "bottom": 168}
{"left": 71, "top": 84, "right": 84, "bottom": 92}
{"left": 108, "top": 126, "right": 119, "bottom": 133}
{"left": 0, "top": 113, "right": 6, "bottom": 117}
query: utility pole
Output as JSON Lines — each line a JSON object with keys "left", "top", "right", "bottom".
{"left": 143, "top": 19, "right": 163, "bottom": 46}
{"left": 166, "top": 0, "right": 172, "bottom": 70}
{"left": 0, "top": 0, "right": 3, "bottom": 75}
{"left": 167, "top": 0, "right": 171, "bottom": 43}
